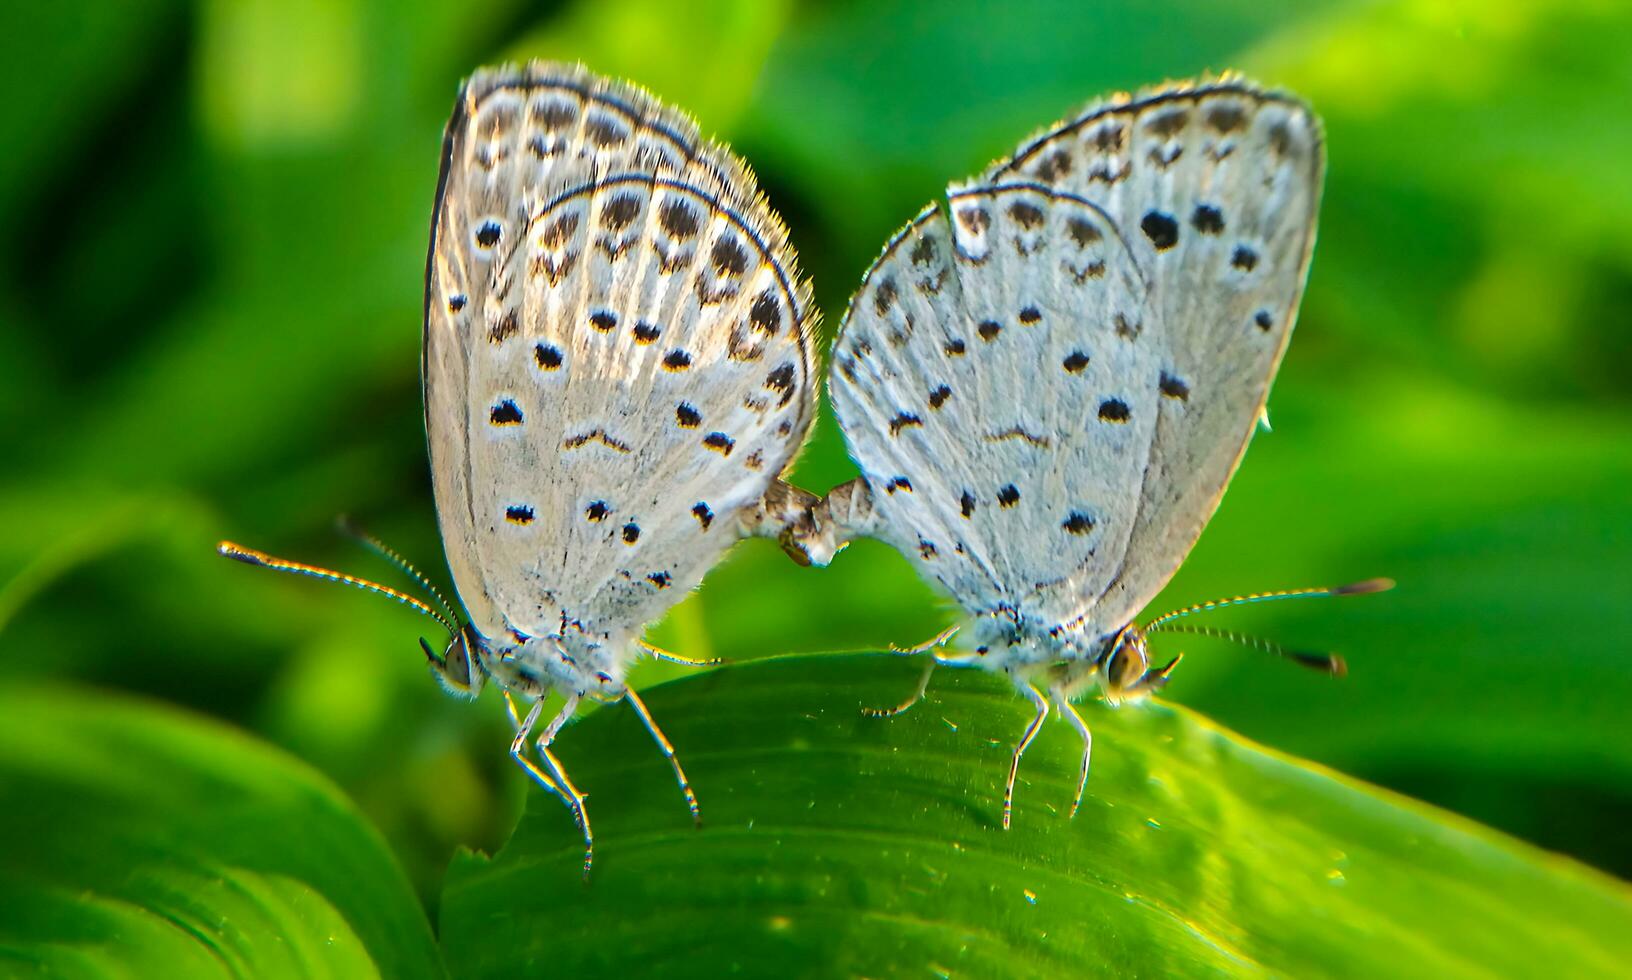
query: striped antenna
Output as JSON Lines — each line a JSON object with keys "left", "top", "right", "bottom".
{"left": 1152, "top": 624, "right": 1347, "bottom": 676}
{"left": 217, "top": 541, "right": 459, "bottom": 636}
{"left": 335, "top": 517, "right": 462, "bottom": 629}
{"left": 1143, "top": 578, "right": 1393, "bottom": 632}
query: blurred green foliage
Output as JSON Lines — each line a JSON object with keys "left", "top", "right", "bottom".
{"left": 1, "top": 0, "right": 1628, "bottom": 938}
{"left": 0, "top": 684, "right": 442, "bottom": 977}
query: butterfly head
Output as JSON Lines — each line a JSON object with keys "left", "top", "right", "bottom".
{"left": 1096, "top": 625, "right": 1182, "bottom": 706}
{"left": 422, "top": 624, "right": 488, "bottom": 699}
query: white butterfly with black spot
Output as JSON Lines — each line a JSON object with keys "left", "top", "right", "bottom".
{"left": 790, "top": 77, "right": 1387, "bottom": 828}
{"left": 221, "top": 62, "right": 819, "bottom": 873}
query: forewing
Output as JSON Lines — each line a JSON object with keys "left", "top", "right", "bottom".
{"left": 829, "top": 185, "right": 1155, "bottom": 618}
{"left": 425, "top": 63, "right": 815, "bottom": 639}
{"left": 985, "top": 80, "right": 1324, "bottom": 627}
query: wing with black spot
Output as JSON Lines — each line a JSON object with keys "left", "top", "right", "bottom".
{"left": 828, "top": 186, "right": 1155, "bottom": 618}
{"left": 424, "top": 62, "right": 815, "bottom": 642}
{"left": 980, "top": 79, "right": 1323, "bottom": 627}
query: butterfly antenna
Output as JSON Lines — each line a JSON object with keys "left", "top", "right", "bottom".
{"left": 334, "top": 516, "right": 463, "bottom": 629}
{"left": 1152, "top": 624, "right": 1347, "bottom": 676}
{"left": 217, "top": 541, "right": 459, "bottom": 636}
{"left": 1142, "top": 578, "right": 1393, "bottom": 632}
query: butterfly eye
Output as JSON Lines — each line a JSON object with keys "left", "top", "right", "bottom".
{"left": 1105, "top": 637, "right": 1148, "bottom": 693}
{"left": 444, "top": 633, "right": 474, "bottom": 685}
{"left": 423, "top": 630, "right": 484, "bottom": 699}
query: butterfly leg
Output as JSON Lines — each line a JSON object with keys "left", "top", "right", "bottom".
{"left": 862, "top": 657, "right": 937, "bottom": 718}
{"left": 639, "top": 640, "right": 724, "bottom": 668}
{"left": 502, "top": 691, "right": 564, "bottom": 797}
{"left": 1050, "top": 686, "right": 1093, "bottom": 818}
{"left": 1002, "top": 681, "right": 1050, "bottom": 830}
{"left": 868, "top": 637, "right": 979, "bottom": 718}
{"left": 890, "top": 625, "right": 960, "bottom": 656}
{"left": 509, "top": 692, "right": 594, "bottom": 876}
{"left": 862, "top": 627, "right": 967, "bottom": 717}
{"left": 624, "top": 687, "right": 702, "bottom": 828}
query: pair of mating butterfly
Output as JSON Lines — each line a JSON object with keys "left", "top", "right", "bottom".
{"left": 221, "top": 62, "right": 1387, "bottom": 874}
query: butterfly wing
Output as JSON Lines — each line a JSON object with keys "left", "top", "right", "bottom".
{"left": 425, "top": 63, "right": 815, "bottom": 640}
{"left": 829, "top": 185, "right": 1156, "bottom": 620}
{"left": 980, "top": 79, "right": 1324, "bottom": 629}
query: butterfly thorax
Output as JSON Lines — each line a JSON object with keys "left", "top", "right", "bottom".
{"left": 963, "top": 608, "right": 1172, "bottom": 706}
{"left": 473, "top": 623, "right": 631, "bottom": 702}
{"left": 965, "top": 606, "right": 1111, "bottom": 669}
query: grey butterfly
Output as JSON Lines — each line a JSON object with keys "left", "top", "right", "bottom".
{"left": 786, "top": 77, "right": 1388, "bottom": 827}
{"left": 220, "top": 62, "right": 819, "bottom": 872}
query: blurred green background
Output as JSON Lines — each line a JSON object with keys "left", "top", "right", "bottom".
{"left": 2, "top": 0, "right": 1628, "bottom": 912}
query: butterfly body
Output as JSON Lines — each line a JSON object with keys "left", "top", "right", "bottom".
{"left": 794, "top": 77, "right": 1339, "bottom": 825}
{"left": 223, "top": 62, "right": 817, "bottom": 874}
{"left": 416, "top": 62, "right": 818, "bottom": 865}
{"left": 460, "top": 631, "right": 622, "bottom": 703}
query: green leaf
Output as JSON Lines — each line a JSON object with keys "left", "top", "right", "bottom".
{"left": 441, "top": 655, "right": 1630, "bottom": 977}
{"left": 0, "top": 684, "right": 442, "bottom": 979}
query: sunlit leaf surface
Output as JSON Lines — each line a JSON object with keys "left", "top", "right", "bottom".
{"left": 441, "top": 656, "right": 1631, "bottom": 977}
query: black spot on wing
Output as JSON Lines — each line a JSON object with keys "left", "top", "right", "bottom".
{"left": 660, "top": 200, "right": 700, "bottom": 239}
{"left": 874, "top": 278, "right": 899, "bottom": 315}
{"left": 749, "top": 291, "right": 782, "bottom": 336}
{"left": 488, "top": 309, "right": 519, "bottom": 344}
{"left": 602, "top": 193, "right": 641, "bottom": 229}
{"left": 1191, "top": 205, "right": 1224, "bottom": 235}
{"left": 1035, "top": 148, "right": 1073, "bottom": 180}
{"left": 955, "top": 206, "right": 990, "bottom": 236}
{"left": 1206, "top": 103, "right": 1247, "bottom": 133}
{"left": 1062, "top": 512, "right": 1095, "bottom": 535}
{"left": 1159, "top": 372, "right": 1190, "bottom": 400}
{"left": 1067, "top": 218, "right": 1101, "bottom": 247}
{"left": 764, "top": 363, "right": 796, "bottom": 406}
{"left": 712, "top": 236, "right": 749, "bottom": 276}
{"left": 889, "top": 413, "right": 923, "bottom": 436}
{"left": 490, "top": 399, "right": 523, "bottom": 425}
{"left": 1141, "top": 211, "right": 1179, "bottom": 251}
{"left": 1008, "top": 202, "right": 1044, "bottom": 229}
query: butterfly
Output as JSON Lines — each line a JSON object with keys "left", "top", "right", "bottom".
{"left": 219, "top": 62, "right": 820, "bottom": 873}
{"left": 782, "top": 77, "right": 1390, "bottom": 827}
